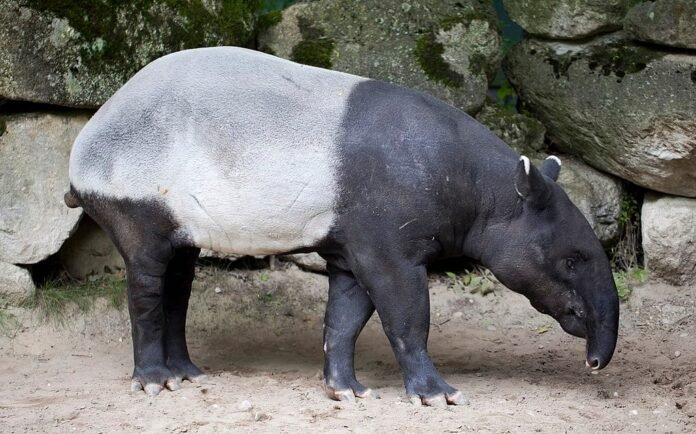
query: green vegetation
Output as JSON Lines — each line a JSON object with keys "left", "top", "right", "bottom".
{"left": 22, "top": 276, "right": 127, "bottom": 323}
{"left": 495, "top": 79, "right": 517, "bottom": 111}
{"left": 613, "top": 267, "right": 647, "bottom": 301}
{"left": 445, "top": 268, "right": 497, "bottom": 296}
{"left": 611, "top": 189, "right": 643, "bottom": 271}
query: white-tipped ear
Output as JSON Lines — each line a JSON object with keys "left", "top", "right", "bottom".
{"left": 521, "top": 155, "right": 531, "bottom": 175}
{"left": 541, "top": 155, "right": 562, "bottom": 181}
{"left": 514, "top": 155, "right": 551, "bottom": 207}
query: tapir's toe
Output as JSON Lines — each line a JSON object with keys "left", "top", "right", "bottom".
{"left": 325, "top": 381, "right": 378, "bottom": 402}
{"left": 446, "top": 390, "right": 469, "bottom": 405}
{"left": 144, "top": 383, "right": 164, "bottom": 397}
{"left": 410, "top": 390, "right": 469, "bottom": 407}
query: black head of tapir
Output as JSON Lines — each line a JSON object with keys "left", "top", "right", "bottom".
{"left": 477, "top": 156, "right": 619, "bottom": 370}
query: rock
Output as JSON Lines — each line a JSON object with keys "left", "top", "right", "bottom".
{"left": 476, "top": 103, "right": 546, "bottom": 155}
{"left": 280, "top": 253, "right": 327, "bottom": 273}
{"left": 0, "top": 0, "right": 259, "bottom": 108}
{"left": 58, "top": 216, "right": 124, "bottom": 279}
{"left": 503, "top": 0, "right": 638, "bottom": 40}
{"left": 0, "top": 262, "right": 35, "bottom": 302}
{"left": 624, "top": 0, "right": 696, "bottom": 50}
{"left": 554, "top": 157, "right": 624, "bottom": 246}
{"left": 199, "top": 249, "right": 241, "bottom": 261}
{"left": 641, "top": 193, "right": 696, "bottom": 286}
{"left": 505, "top": 35, "right": 696, "bottom": 197}
{"left": 0, "top": 112, "right": 86, "bottom": 264}
{"left": 259, "top": 0, "right": 502, "bottom": 114}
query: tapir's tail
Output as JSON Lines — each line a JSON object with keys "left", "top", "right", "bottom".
{"left": 64, "top": 187, "right": 81, "bottom": 208}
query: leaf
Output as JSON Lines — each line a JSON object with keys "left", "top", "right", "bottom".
{"left": 537, "top": 324, "right": 551, "bottom": 334}
{"left": 445, "top": 271, "right": 457, "bottom": 280}
{"left": 259, "top": 273, "right": 269, "bottom": 282}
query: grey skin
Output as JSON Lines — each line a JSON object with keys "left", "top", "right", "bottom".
{"left": 66, "top": 48, "right": 619, "bottom": 406}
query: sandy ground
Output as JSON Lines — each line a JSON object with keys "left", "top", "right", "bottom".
{"left": 1, "top": 264, "right": 694, "bottom": 433}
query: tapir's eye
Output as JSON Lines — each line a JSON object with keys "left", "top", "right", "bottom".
{"left": 565, "top": 258, "right": 576, "bottom": 271}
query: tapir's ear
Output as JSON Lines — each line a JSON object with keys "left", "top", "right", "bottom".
{"left": 541, "top": 155, "right": 562, "bottom": 181}
{"left": 514, "top": 156, "right": 551, "bottom": 207}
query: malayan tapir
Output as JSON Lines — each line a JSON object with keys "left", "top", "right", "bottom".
{"left": 65, "top": 47, "right": 619, "bottom": 406}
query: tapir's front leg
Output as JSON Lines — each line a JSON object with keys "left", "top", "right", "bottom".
{"left": 323, "top": 263, "right": 376, "bottom": 401}
{"left": 352, "top": 256, "right": 468, "bottom": 407}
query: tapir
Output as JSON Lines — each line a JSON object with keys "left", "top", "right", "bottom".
{"left": 66, "top": 47, "right": 619, "bottom": 406}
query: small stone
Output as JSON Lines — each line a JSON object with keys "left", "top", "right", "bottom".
{"left": 630, "top": 409, "right": 638, "bottom": 416}
{"left": 453, "top": 311, "right": 464, "bottom": 319}
{"left": 486, "top": 325, "right": 497, "bottom": 331}
{"left": 253, "top": 411, "right": 270, "bottom": 421}
{"left": 238, "top": 400, "right": 254, "bottom": 411}
{"left": 680, "top": 333, "right": 688, "bottom": 338}
{"left": 214, "top": 287, "right": 222, "bottom": 294}
{"left": 538, "top": 345, "right": 544, "bottom": 349}
{"left": 613, "top": 392, "right": 619, "bottom": 398}
{"left": 674, "top": 351, "right": 682, "bottom": 358}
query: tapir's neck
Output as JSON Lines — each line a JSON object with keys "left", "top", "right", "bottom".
{"left": 440, "top": 130, "right": 522, "bottom": 263}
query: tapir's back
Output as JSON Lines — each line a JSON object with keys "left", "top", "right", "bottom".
{"left": 69, "top": 47, "right": 367, "bottom": 255}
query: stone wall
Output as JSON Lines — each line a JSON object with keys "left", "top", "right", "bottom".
{"left": 0, "top": 0, "right": 694, "bottom": 302}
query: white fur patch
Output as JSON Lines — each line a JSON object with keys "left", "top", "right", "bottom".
{"left": 70, "top": 48, "right": 368, "bottom": 255}
{"left": 520, "top": 156, "right": 531, "bottom": 175}
{"left": 546, "top": 155, "right": 562, "bottom": 166}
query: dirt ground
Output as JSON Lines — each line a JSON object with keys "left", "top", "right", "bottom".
{"left": 1, "top": 263, "right": 694, "bottom": 433}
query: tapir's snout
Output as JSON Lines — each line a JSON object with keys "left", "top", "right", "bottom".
{"left": 584, "top": 288, "right": 620, "bottom": 370}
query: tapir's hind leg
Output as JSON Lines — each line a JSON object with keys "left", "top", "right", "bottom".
{"left": 163, "top": 247, "right": 207, "bottom": 385}
{"left": 322, "top": 263, "right": 376, "bottom": 401}
{"left": 80, "top": 197, "right": 185, "bottom": 396}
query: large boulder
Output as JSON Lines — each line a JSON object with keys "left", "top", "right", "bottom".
{"left": 475, "top": 103, "right": 547, "bottom": 156}
{"left": 503, "top": 0, "right": 640, "bottom": 40}
{"left": 624, "top": 0, "right": 696, "bottom": 50}
{"left": 0, "top": 0, "right": 259, "bottom": 108}
{"left": 258, "top": 0, "right": 502, "bottom": 114}
{"left": 0, "top": 112, "right": 86, "bottom": 264}
{"left": 505, "top": 35, "right": 696, "bottom": 197}
{"left": 0, "top": 262, "right": 35, "bottom": 302}
{"left": 58, "top": 216, "right": 124, "bottom": 280}
{"left": 642, "top": 193, "right": 696, "bottom": 286}
{"left": 555, "top": 157, "right": 624, "bottom": 246}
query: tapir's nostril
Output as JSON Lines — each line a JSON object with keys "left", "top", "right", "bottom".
{"left": 586, "top": 357, "right": 601, "bottom": 370}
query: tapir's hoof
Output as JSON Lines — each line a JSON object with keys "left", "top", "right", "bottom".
{"left": 189, "top": 374, "right": 209, "bottom": 384}
{"left": 410, "top": 390, "right": 469, "bottom": 407}
{"left": 325, "top": 384, "right": 378, "bottom": 402}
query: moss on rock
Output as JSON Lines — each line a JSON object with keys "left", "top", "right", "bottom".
{"left": 1, "top": 0, "right": 261, "bottom": 107}
{"left": 289, "top": 15, "right": 335, "bottom": 68}
{"left": 25, "top": 0, "right": 259, "bottom": 73}
{"left": 415, "top": 33, "right": 463, "bottom": 89}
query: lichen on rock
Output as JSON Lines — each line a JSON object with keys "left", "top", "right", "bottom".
{"left": 0, "top": 0, "right": 261, "bottom": 107}
{"left": 624, "top": 0, "right": 696, "bottom": 50}
{"left": 259, "top": 0, "right": 503, "bottom": 114}
{"left": 505, "top": 35, "right": 696, "bottom": 197}
{"left": 503, "top": 0, "right": 641, "bottom": 40}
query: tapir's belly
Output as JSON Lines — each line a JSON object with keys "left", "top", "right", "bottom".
{"left": 163, "top": 141, "right": 338, "bottom": 255}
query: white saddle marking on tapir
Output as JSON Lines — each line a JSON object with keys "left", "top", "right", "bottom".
{"left": 70, "top": 47, "right": 368, "bottom": 255}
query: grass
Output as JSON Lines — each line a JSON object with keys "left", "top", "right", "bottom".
{"left": 22, "top": 276, "right": 127, "bottom": 323}
{"left": 613, "top": 267, "right": 647, "bottom": 302}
